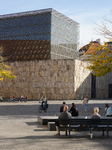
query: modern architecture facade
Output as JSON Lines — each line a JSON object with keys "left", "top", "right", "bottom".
{"left": 0, "top": 8, "right": 79, "bottom": 61}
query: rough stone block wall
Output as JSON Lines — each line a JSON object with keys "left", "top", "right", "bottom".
{"left": 75, "top": 59, "right": 111, "bottom": 99}
{"left": 108, "top": 72, "right": 112, "bottom": 84}
{"left": 0, "top": 60, "right": 75, "bottom": 100}
{"left": 74, "top": 60, "right": 91, "bottom": 99}
{"left": 96, "top": 75, "right": 109, "bottom": 99}
{"left": 0, "top": 59, "right": 111, "bottom": 100}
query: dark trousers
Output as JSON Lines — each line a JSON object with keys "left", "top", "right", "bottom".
{"left": 55, "top": 120, "right": 59, "bottom": 127}
{"left": 42, "top": 101, "right": 47, "bottom": 110}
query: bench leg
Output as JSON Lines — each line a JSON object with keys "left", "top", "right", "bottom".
{"left": 102, "top": 130, "right": 105, "bottom": 136}
{"left": 69, "top": 129, "right": 70, "bottom": 138}
{"left": 107, "top": 130, "right": 109, "bottom": 138}
{"left": 65, "top": 128, "right": 67, "bottom": 136}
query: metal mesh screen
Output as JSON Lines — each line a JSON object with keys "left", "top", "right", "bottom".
{"left": 0, "top": 40, "right": 50, "bottom": 61}
{"left": 0, "top": 8, "right": 79, "bottom": 61}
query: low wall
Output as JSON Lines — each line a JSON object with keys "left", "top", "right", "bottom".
{"left": 75, "top": 60, "right": 111, "bottom": 99}
{"left": 0, "top": 60, "right": 75, "bottom": 100}
{"left": 0, "top": 59, "right": 111, "bottom": 100}
{"left": 74, "top": 60, "right": 91, "bottom": 99}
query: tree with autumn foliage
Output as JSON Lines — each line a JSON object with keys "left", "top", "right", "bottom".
{"left": 0, "top": 47, "right": 17, "bottom": 81}
{"left": 84, "top": 13, "right": 112, "bottom": 77}
{"left": 85, "top": 42, "right": 112, "bottom": 77}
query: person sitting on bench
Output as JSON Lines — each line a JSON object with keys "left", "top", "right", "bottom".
{"left": 87, "top": 107, "right": 101, "bottom": 136}
{"left": 0, "top": 96, "right": 3, "bottom": 101}
{"left": 11, "top": 96, "right": 15, "bottom": 102}
{"left": 55, "top": 106, "right": 71, "bottom": 136}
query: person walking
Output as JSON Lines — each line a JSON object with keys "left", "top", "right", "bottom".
{"left": 105, "top": 104, "right": 112, "bottom": 116}
{"left": 82, "top": 96, "right": 89, "bottom": 111}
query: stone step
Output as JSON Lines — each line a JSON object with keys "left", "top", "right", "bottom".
{"left": 37, "top": 116, "right": 58, "bottom": 125}
{"left": 48, "top": 122, "right": 56, "bottom": 131}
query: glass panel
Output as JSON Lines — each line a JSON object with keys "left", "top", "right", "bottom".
{"left": 51, "top": 13, "right": 79, "bottom": 59}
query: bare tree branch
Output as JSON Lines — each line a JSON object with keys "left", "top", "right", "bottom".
{"left": 94, "top": 14, "right": 112, "bottom": 40}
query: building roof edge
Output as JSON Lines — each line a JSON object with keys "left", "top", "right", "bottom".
{"left": 0, "top": 8, "right": 79, "bottom": 25}
{"left": 0, "top": 8, "right": 53, "bottom": 19}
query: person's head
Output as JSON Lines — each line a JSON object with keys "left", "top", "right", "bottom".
{"left": 85, "top": 96, "right": 87, "bottom": 98}
{"left": 72, "top": 103, "right": 75, "bottom": 107}
{"left": 63, "top": 106, "right": 68, "bottom": 111}
{"left": 94, "top": 107, "right": 99, "bottom": 114}
{"left": 105, "top": 104, "right": 109, "bottom": 108}
{"left": 41, "top": 94, "right": 45, "bottom": 97}
{"left": 63, "top": 102, "right": 66, "bottom": 106}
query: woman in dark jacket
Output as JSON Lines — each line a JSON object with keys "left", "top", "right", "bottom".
{"left": 70, "top": 103, "right": 78, "bottom": 116}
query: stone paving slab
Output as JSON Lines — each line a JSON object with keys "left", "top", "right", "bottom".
{"left": 0, "top": 100, "right": 112, "bottom": 150}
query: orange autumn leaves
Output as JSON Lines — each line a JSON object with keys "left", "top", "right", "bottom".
{"left": 85, "top": 43, "right": 112, "bottom": 77}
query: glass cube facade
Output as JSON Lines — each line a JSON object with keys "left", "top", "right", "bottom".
{"left": 0, "top": 8, "right": 79, "bottom": 61}
{"left": 51, "top": 9, "right": 79, "bottom": 59}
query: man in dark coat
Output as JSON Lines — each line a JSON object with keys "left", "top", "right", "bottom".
{"left": 56, "top": 106, "right": 71, "bottom": 136}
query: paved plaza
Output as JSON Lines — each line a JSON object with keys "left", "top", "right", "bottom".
{"left": 0, "top": 99, "right": 112, "bottom": 150}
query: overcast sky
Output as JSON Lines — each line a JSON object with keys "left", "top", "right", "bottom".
{"left": 0, "top": 0, "right": 112, "bottom": 48}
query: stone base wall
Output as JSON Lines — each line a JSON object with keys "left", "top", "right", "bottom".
{"left": 75, "top": 59, "right": 111, "bottom": 99}
{"left": 96, "top": 75, "right": 109, "bottom": 99}
{"left": 0, "top": 59, "right": 111, "bottom": 100}
{"left": 74, "top": 60, "right": 91, "bottom": 99}
{"left": 0, "top": 60, "right": 75, "bottom": 100}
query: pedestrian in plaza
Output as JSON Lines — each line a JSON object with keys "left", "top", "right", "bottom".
{"left": 69, "top": 103, "right": 79, "bottom": 116}
{"left": 82, "top": 96, "right": 89, "bottom": 111}
{"left": 105, "top": 104, "right": 112, "bottom": 116}
{"left": 60, "top": 101, "right": 68, "bottom": 112}
{"left": 39, "top": 94, "right": 47, "bottom": 112}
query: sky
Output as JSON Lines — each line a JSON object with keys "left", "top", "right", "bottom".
{"left": 0, "top": 0, "right": 112, "bottom": 48}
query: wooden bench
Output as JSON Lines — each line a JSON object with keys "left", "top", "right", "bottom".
{"left": 59, "top": 118, "right": 112, "bottom": 138}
